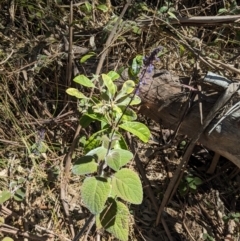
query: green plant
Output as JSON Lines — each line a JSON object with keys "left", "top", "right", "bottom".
{"left": 66, "top": 69, "right": 150, "bottom": 241}
{"left": 218, "top": 0, "right": 240, "bottom": 15}
{"left": 178, "top": 174, "right": 202, "bottom": 196}
{"left": 223, "top": 212, "right": 240, "bottom": 223}
{"left": 202, "top": 233, "right": 215, "bottom": 241}
{"left": 0, "top": 190, "right": 11, "bottom": 204}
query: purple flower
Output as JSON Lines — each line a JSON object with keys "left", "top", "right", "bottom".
{"left": 135, "top": 46, "right": 163, "bottom": 95}
{"left": 143, "top": 46, "right": 163, "bottom": 67}
{"left": 139, "top": 46, "right": 163, "bottom": 85}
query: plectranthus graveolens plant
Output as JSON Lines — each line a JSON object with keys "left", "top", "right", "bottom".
{"left": 66, "top": 47, "right": 164, "bottom": 241}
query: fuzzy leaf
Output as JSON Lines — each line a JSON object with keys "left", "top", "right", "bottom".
{"left": 72, "top": 156, "right": 97, "bottom": 175}
{"left": 80, "top": 52, "right": 95, "bottom": 63}
{"left": 96, "top": 198, "right": 129, "bottom": 241}
{"left": 106, "top": 149, "right": 133, "bottom": 171}
{"left": 102, "top": 74, "right": 116, "bottom": 97}
{"left": 121, "top": 80, "right": 135, "bottom": 94}
{"left": 14, "top": 188, "right": 25, "bottom": 201}
{"left": 113, "top": 132, "right": 128, "bottom": 150}
{"left": 2, "top": 238, "right": 14, "bottom": 241}
{"left": 112, "top": 168, "right": 143, "bottom": 204}
{"left": 121, "top": 108, "right": 137, "bottom": 121}
{"left": 119, "top": 121, "right": 150, "bottom": 143}
{"left": 81, "top": 177, "right": 111, "bottom": 214}
{"left": 0, "top": 190, "right": 11, "bottom": 204}
{"left": 116, "top": 96, "right": 141, "bottom": 106}
{"left": 86, "top": 146, "right": 107, "bottom": 161}
{"left": 168, "top": 11, "right": 178, "bottom": 20}
{"left": 74, "top": 75, "right": 95, "bottom": 87}
{"left": 66, "top": 88, "right": 87, "bottom": 99}
{"left": 107, "top": 71, "right": 120, "bottom": 81}
{"left": 193, "top": 177, "right": 202, "bottom": 185}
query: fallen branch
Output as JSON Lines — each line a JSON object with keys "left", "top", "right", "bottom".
{"left": 137, "top": 14, "right": 240, "bottom": 26}
{"left": 138, "top": 71, "right": 240, "bottom": 169}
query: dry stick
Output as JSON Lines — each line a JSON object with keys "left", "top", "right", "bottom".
{"left": 60, "top": 0, "right": 75, "bottom": 238}
{"left": 0, "top": 224, "right": 50, "bottom": 241}
{"left": 66, "top": 0, "right": 73, "bottom": 89}
{"left": 71, "top": 2, "right": 132, "bottom": 241}
{"left": 155, "top": 82, "right": 240, "bottom": 225}
{"left": 72, "top": 214, "right": 95, "bottom": 241}
{"left": 83, "top": 216, "right": 96, "bottom": 241}
{"left": 138, "top": 14, "right": 240, "bottom": 26}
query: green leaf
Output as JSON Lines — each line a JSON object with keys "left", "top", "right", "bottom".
{"left": 110, "top": 133, "right": 128, "bottom": 150}
{"left": 122, "top": 80, "right": 135, "bottom": 94}
{"left": 74, "top": 75, "right": 95, "bottom": 88}
{"left": 119, "top": 121, "right": 150, "bottom": 143}
{"left": 112, "top": 168, "right": 143, "bottom": 204}
{"left": 66, "top": 88, "right": 88, "bottom": 99}
{"left": 2, "top": 237, "right": 14, "bottom": 241}
{"left": 112, "top": 105, "right": 123, "bottom": 118}
{"left": 193, "top": 177, "right": 202, "bottom": 185}
{"left": 140, "top": 3, "right": 149, "bottom": 11}
{"left": 97, "top": 198, "right": 129, "bottom": 241}
{"left": 159, "top": 6, "right": 168, "bottom": 13}
{"left": 30, "top": 141, "right": 48, "bottom": 155}
{"left": 121, "top": 108, "right": 137, "bottom": 121}
{"left": 84, "top": 112, "right": 109, "bottom": 124}
{"left": 86, "top": 146, "right": 107, "bottom": 161}
{"left": 179, "top": 44, "right": 185, "bottom": 57}
{"left": 218, "top": 8, "right": 227, "bottom": 14}
{"left": 232, "top": 212, "right": 240, "bottom": 218}
{"left": 84, "top": 129, "right": 108, "bottom": 153}
{"left": 79, "top": 114, "right": 94, "bottom": 128}
{"left": 14, "top": 188, "right": 25, "bottom": 201}
{"left": 112, "top": 105, "right": 137, "bottom": 122}
{"left": 102, "top": 74, "right": 116, "bottom": 97}
{"left": 132, "top": 25, "right": 141, "bottom": 34}
{"left": 107, "top": 71, "right": 120, "bottom": 81}
{"left": 0, "top": 190, "right": 11, "bottom": 204}
{"left": 85, "top": 1, "right": 92, "bottom": 12}
{"left": 189, "top": 183, "right": 197, "bottom": 190}
{"left": 106, "top": 149, "right": 133, "bottom": 171}
{"left": 130, "top": 95, "right": 141, "bottom": 105}
{"left": 101, "top": 134, "right": 121, "bottom": 149}
{"left": 116, "top": 95, "right": 141, "bottom": 106}
{"left": 96, "top": 4, "right": 108, "bottom": 12}
{"left": 131, "top": 55, "right": 143, "bottom": 76}
{"left": 168, "top": 11, "right": 178, "bottom": 20}
{"left": 80, "top": 52, "right": 96, "bottom": 63}
{"left": 72, "top": 156, "right": 97, "bottom": 175}
{"left": 114, "top": 80, "right": 136, "bottom": 102}
{"left": 186, "top": 176, "right": 194, "bottom": 183}
{"left": 81, "top": 177, "right": 111, "bottom": 214}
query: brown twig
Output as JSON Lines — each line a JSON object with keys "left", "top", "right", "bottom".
{"left": 0, "top": 224, "right": 51, "bottom": 241}
{"left": 60, "top": 0, "right": 75, "bottom": 238}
